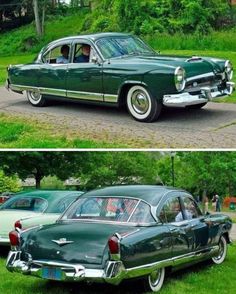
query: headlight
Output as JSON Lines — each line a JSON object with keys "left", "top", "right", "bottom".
{"left": 175, "top": 67, "right": 186, "bottom": 92}
{"left": 225, "top": 60, "right": 233, "bottom": 81}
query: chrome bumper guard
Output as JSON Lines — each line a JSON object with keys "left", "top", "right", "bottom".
{"left": 6, "top": 251, "right": 126, "bottom": 285}
{"left": 6, "top": 246, "right": 220, "bottom": 285}
{"left": 163, "top": 82, "right": 235, "bottom": 107}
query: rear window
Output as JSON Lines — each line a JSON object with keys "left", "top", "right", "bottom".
{"left": 62, "top": 196, "right": 156, "bottom": 224}
{"left": 0, "top": 196, "right": 47, "bottom": 212}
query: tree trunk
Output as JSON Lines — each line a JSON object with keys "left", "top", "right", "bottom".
{"left": 41, "top": 2, "right": 45, "bottom": 36}
{"left": 35, "top": 171, "right": 42, "bottom": 189}
{"left": 202, "top": 188, "right": 207, "bottom": 214}
{"left": 33, "top": 0, "right": 42, "bottom": 37}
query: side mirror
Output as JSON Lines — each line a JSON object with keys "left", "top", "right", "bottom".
{"left": 91, "top": 56, "right": 98, "bottom": 64}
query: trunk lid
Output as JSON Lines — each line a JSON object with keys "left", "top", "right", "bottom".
{"left": 0, "top": 210, "right": 40, "bottom": 239}
{"left": 23, "top": 221, "right": 136, "bottom": 265}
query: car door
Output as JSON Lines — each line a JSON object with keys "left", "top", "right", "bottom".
{"left": 180, "top": 194, "right": 211, "bottom": 252}
{"left": 158, "top": 194, "right": 195, "bottom": 258}
{"left": 66, "top": 39, "right": 103, "bottom": 101}
{"left": 37, "top": 41, "right": 72, "bottom": 97}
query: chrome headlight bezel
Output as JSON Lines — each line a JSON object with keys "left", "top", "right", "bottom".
{"left": 225, "top": 60, "right": 233, "bottom": 81}
{"left": 174, "top": 67, "right": 186, "bottom": 92}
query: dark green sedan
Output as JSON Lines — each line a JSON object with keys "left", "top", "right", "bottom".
{"left": 6, "top": 33, "right": 235, "bottom": 122}
{"left": 6, "top": 185, "right": 232, "bottom": 292}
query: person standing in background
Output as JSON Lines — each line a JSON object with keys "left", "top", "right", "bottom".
{"left": 215, "top": 194, "right": 221, "bottom": 212}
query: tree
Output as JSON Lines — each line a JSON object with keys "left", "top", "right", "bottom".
{"left": 0, "top": 170, "right": 21, "bottom": 193}
{"left": 0, "top": 152, "right": 86, "bottom": 189}
{"left": 32, "top": 0, "right": 46, "bottom": 37}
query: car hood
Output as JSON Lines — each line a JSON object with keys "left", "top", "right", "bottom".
{"left": 117, "top": 54, "right": 224, "bottom": 78}
{"left": 22, "top": 221, "right": 137, "bottom": 265}
{"left": 0, "top": 210, "right": 41, "bottom": 238}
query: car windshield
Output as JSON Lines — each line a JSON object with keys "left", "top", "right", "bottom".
{"left": 96, "top": 36, "right": 155, "bottom": 59}
{"left": 0, "top": 196, "right": 47, "bottom": 212}
{"left": 61, "top": 196, "right": 156, "bottom": 224}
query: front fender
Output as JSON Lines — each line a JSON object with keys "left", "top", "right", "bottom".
{"left": 143, "top": 68, "right": 177, "bottom": 102}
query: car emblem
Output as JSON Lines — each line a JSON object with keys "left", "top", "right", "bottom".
{"left": 52, "top": 238, "right": 74, "bottom": 246}
{"left": 193, "top": 82, "right": 198, "bottom": 87}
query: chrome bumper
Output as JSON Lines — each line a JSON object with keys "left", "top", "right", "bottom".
{"left": 6, "top": 250, "right": 126, "bottom": 285}
{"left": 6, "top": 246, "right": 219, "bottom": 285}
{"left": 163, "top": 82, "right": 235, "bottom": 107}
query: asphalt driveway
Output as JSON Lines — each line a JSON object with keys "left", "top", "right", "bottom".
{"left": 0, "top": 87, "right": 236, "bottom": 148}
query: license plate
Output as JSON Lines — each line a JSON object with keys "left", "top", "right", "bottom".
{"left": 42, "top": 267, "right": 62, "bottom": 280}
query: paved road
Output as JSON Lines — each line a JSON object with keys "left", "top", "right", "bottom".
{"left": 0, "top": 87, "right": 236, "bottom": 148}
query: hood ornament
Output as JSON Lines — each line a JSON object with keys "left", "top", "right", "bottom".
{"left": 52, "top": 238, "right": 74, "bottom": 246}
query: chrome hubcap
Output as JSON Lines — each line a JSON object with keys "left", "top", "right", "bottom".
{"left": 215, "top": 239, "right": 224, "bottom": 260}
{"left": 131, "top": 90, "right": 149, "bottom": 114}
{"left": 150, "top": 269, "right": 161, "bottom": 287}
{"left": 29, "top": 91, "right": 41, "bottom": 101}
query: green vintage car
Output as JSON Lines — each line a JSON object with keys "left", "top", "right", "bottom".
{"left": 6, "top": 33, "right": 235, "bottom": 122}
{"left": 0, "top": 190, "right": 83, "bottom": 245}
{"left": 7, "top": 185, "right": 232, "bottom": 292}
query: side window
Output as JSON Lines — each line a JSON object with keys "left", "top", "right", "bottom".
{"left": 129, "top": 201, "right": 156, "bottom": 224}
{"left": 73, "top": 43, "right": 91, "bottom": 63}
{"left": 182, "top": 197, "right": 202, "bottom": 220}
{"left": 43, "top": 44, "right": 70, "bottom": 64}
{"left": 159, "top": 197, "right": 183, "bottom": 223}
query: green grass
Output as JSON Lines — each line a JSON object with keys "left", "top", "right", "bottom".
{"left": 0, "top": 244, "right": 235, "bottom": 293}
{"left": 0, "top": 10, "right": 89, "bottom": 57}
{"left": 0, "top": 113, "right": 126, "bottom": 148}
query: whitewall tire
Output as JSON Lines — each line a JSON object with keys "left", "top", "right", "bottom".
{"left": 144, "top": 267, "right": 165, "bottom": 292}
{"left": 26, "top": 90, "right": 46, "bottom": 107}
{"left": 126, "top": 85, "right": 162, "bottom": 122}
{"left": 212, "top": 235, "right": 227, "bottom": 265}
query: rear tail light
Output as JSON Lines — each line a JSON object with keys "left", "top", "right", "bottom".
{"left": 15, "top": 220, "right": 22, "bottom": 230}
{"left": 108, "top": 235, "right": 120, "bottom": 254}
{"left": 9, "top": 230, "right": 20, "bottom": 246}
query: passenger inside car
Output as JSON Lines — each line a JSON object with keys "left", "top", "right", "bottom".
{"left": 74, "top": 44, "right": 91, "bottom": 63}
{"left": 56, "top": 45, "right": 70, "bottom": 64}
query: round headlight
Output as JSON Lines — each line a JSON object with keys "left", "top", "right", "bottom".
{"left": 225, "top": 60, "right": 233, "bottom": 81}
{"left": 175, "top": 67, "right": 186, "bottom": 92}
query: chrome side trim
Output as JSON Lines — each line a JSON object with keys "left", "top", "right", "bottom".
{"left": 40, "top": 88, "right": 66, "bottom": 97}
{"left": 67, "top": 90, "right": 103, "bottom": 101}
{"left": 9, "top": 84, "right": 119, "bottom": 103}
{"left": 104, "top": 94, "right": 118, "bottom": 103}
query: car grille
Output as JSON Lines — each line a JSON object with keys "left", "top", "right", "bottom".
{"left": 185, "top": 73, "right": 224, "bottom": 94}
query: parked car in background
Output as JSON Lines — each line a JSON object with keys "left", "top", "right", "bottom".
{"left": 6, "top": 32, "right": 234, "bottom": 122}
{"left": 6, "top": 185, "right": 232, "bottom": 292}
{"left": 0, "top": 190, "right": 83, "bottom": 245}
{"left": 0, "top": 192, "right": 15, "bottom": 205}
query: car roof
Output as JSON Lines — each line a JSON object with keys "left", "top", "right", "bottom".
{"left": 47, "top": 32, "right": 132, "bottom": 46}
{"left": 81, "top": 185, "right": 187, "bottom": 206}
{"left": 12, "top": 190, "right": 83, "bottom": 200}
{"left": 0, "top": 190, "right": 84, "bottom": 213}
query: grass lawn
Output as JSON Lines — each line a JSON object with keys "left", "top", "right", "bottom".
{"left": 0, "top": 244, "right": 235, "bottom": 294}
{"left": 0, "top": 113, "right": 126, "bottom": 148}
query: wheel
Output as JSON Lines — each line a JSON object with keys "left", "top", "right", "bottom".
{"left": 186, "top": 102, "right": 207, "bottom": 109}
{"left": 126, "top": 85, "right": 162, "bottom": 122}
{"left": 212, "top": 235, "right": 227, "bottom": 265}
{"left": 144, "top": 267, "right": 165, "bottom": 293}
{"left": 26, "top": 90, "right": 47, "bottom": 107}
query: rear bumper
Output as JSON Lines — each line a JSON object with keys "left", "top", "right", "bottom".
{"left": 163, "top": 82, "right": 235, "bottom": 107}
{"left": 6, "top": 251, "right": 126, "bottom": 285}
{"left": 6, "top": 245, "right": 219, "bottom": 285}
